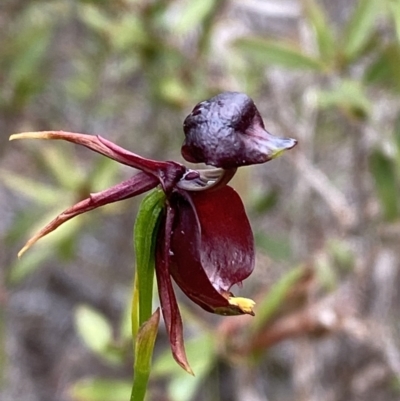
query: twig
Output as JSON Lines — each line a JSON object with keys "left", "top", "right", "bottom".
{"left": 289, "top": 152, "right": 358, "bottom": 230}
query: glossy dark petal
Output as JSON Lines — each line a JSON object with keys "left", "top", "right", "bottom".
{"left": 155, "top": 205, "right": 193, "bottom": 374}
{"left": 182, "top": 92, "right": 297, "bottom": 168}
{"left": 169, "top": 186, "right": 255, "bottom": 314}
{"left": 17, "top": 172, "right": 158, "bottom": 257}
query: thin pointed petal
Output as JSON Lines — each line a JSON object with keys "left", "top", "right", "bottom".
{"left": 155, "top": 205, "right": 193, "bottom": 374}
{"left": 10, "top": 132, "right": 186, "bottom": 187}
{"left": 98, "top": 136, "right": 187, "bottom": 192}
{"left": 10, "top": 131, "right": 159, "bottom": 171}
{"left": 18, "top": 172, "right": 158, "bottom": 257}
{"left": 97, "top": 136, "right": 180, "bottom": 175}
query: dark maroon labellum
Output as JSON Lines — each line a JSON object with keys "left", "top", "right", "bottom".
{"left": 168, "top": 185, "right": 255, "bottom": 315}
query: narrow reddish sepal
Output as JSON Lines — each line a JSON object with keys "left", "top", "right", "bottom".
{"left": 155, "top": 205, "right": 193, "bottom": 374}
{"left": 17, "top": 172, "right": 159, "bottom": 257}
{"left": 10, "top": 131, "right": 187, "bottom": 192}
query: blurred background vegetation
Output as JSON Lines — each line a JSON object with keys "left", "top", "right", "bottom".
{"left": 1, "top": 0, "right": 400, "bottom": 400}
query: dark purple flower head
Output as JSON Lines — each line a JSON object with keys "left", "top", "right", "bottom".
{"left": 10, "top": 92, "right": 297, "bottom": 372}
{"left": 182, "top": 92, "right": 296, "bottom": 168}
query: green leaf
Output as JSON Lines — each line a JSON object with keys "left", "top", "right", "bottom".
{"left": 0, "top": 169, "right": 68, "bottom": 205}
{"left": 40, "top": 146, "right": 85, "bottom": 190}
{"left": 7, "top": 245, "right": 53, "bottom": 284}
{"left": 251, "top": 266, "right": 307, "bottom": 333}
{"left": 131, "top": 308, "right": 160, "bottom": 401}
{"left": 304, "top": 0, "right": 336, "bottom": 63}
{"left": 8, "top": 211, "right": 83, "bottom": 284}
{"left": 110, "top": 15, "right": 148, "bottom": 51}
{"left": 342, "top": 0, "right": 380, "bottom": 61}
{"left": 234, "top": 37, "right": 325, "bottom": 72}
{"left": 364, "top": 43, "right": 400, "bottom": 93}
{"left": 9, "top": 25, "right": 53, "bottom": 85}
{"left": 75, "top": 305, "right": 113, "bottom": 354}
{"left": 158, "top": 77, "right": 189, "bottom": 107}
{"left": 255, "top": 232, "right": 292, "bottom": 262}
{"left": 369, "top": 149, "right": 399, "bottom": 221}
{"left": 69, "top": 378, "right": 131, "bottom": 401}
{"left": 5, "top": 207, "right": 43, "bottom": 244}
{"left": 90, "top": 157, "right": 120, "bottom": 193}
{"left": 327, "top": 238, "right": 355, "bottom": 272}
{"left": 74, "top": 304, "right": 124, "bottom": 363}
{"left": 78, "top": 4, "right": 112, "bottom": 35}
{"left": 394, "top": 115, "right": 400, "bottom": 165}
{"left": 389, "top": 0, "right": 400, "bottom": 43}
{"left": 317, "top": 80, "right": 371, "bottom": 120}
{"left": 132, "top": 188, "right": 165, "bottom": 333}
{"left": 315, "top": 253, "right": 338, "bottom": 291}
{"left": 153, "top": 334, "right": 215, "bottom": 401}
{"left": 174, "top": 0, "right": 216, "bottom": 34}
{"left": 251, "top": 189, "right": 279, "bottom": 215}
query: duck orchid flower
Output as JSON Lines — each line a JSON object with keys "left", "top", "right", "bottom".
{"left": 10, "top": 91, "right": 297, "bottom": 372}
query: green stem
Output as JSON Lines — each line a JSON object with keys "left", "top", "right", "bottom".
{"left": 130, "top": 188, "right": 166, "bottom": 401}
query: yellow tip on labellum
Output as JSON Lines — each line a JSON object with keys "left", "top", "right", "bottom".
{"left": 270, "top": 148, "right": 286, "bottom": 159}
{"left": 228, "top": 297, "right": 256, "bottom": 316}
{"left": 9, "top": 131, "right": 57, "bottom": 141}
{"left": 214, "top": 297, "right": 256, "bottom": 316}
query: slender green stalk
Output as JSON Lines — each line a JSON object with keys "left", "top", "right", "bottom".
{"left": 133, "top": 188, "right": 165, "bottom": 327}
{"left": 130, "top": 188, "right": 165, "bottom": 401}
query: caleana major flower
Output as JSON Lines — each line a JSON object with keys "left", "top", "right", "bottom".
{"left": 10, "top": 92, "right": 296, "bottom": 373}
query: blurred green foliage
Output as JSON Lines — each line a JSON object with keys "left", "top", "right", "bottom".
{"left": 153, "top": 333, "right": 215, "bottom": 401}
{"left": 69, "top": 378, "right": 132, "bottom": 401}
{"left": 1, "top": 146, "right": 120, "bottom": 283}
